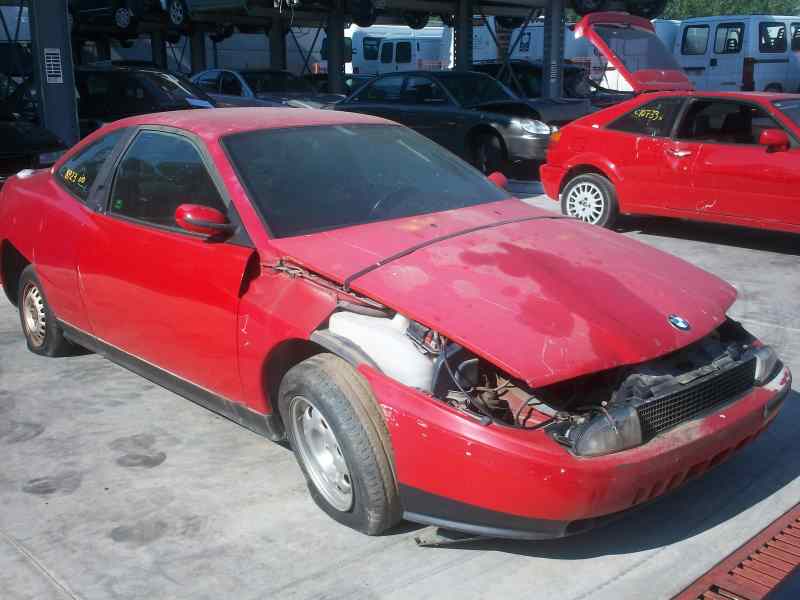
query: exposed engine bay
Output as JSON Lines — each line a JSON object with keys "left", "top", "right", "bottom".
{"left": 322, "top": 309, "right": 780, "bottom": 457}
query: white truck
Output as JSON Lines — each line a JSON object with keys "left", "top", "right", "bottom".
{"left": 673, "top": 15, "right": 800, "bottom": 92}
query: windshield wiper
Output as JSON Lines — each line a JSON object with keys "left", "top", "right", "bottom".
{"left": 342, "top": 214, "right": 568, "bottom": 291}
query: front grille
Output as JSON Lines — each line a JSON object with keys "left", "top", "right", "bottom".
{"left": 636, "top": 357, "right": 756, "bottom": 439}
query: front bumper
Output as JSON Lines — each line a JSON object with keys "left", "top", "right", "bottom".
{"left": 504, "top": 132, "right": 550, "bottom": 162}
{"left": 361, "top": 364, "right": 792, "bottom": 540}
{"left": 539, "top": 163, "right": 564, "bottom": 201}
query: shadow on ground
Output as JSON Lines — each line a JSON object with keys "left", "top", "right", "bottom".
{"left": 616, "top": 216, "right": 800, "bottom": 256}
{"left": 415, "top": 389, "right": 800, "bottom": 559}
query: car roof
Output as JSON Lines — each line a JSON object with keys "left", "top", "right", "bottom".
{"left": 104, "top": 107, "right": 393, "bottom": 142}
{"left": 643, "top": 90, "right": 797, "bottom": 102}
{"left": 681, "top": 14, "right": 797, "bottom": 22}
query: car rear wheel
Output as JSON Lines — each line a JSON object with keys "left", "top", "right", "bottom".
{"left": 473, "top": 132, "right": 506, "bottom": 175}
{"left": 113, "top": 8, "right": 137, "bottom": 35}
{"left": 278, "top": 354, "right": 401, "bottom": 535}
{"left": 17, "top": 266, "right": 75, "bottom": 357}
{"left": 561, "top": 173, "right": 618, "bottom": 228}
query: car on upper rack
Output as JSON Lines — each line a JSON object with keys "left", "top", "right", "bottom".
{"left": 540, "top": 12, "right": 800, "bottom": 234}
{"left": 335, "top": 70, "right": 592, "bottom": 174}
{"left": 0, "top": 107, "right": 790, "bottom": 540}
{"left": 191, "top": 68, "right": 347, "bottom": 108}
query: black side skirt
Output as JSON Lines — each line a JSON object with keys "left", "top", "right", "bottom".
{"left": 60, "top": 322, "right": 284, "bottom": 442}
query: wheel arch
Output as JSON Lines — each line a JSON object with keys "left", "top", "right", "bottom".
{"left": 466, "top": 124, "right": 508, "bottom": 161}
{"left": 0, "top": 240, "right": 30, "bottom": 307}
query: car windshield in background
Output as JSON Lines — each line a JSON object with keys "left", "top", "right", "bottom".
{"left": 132, "top": 71, "right": 212, "bottom": 107}
{"left": 774, "top": 100, "right": 800, "bottom": 127}
{"left": 242, "top": 71, "right": 313, "bottom": 94}
{"left": 594, "top": 24, "right": 683, "bottom": 74}
{"left": 437, "top": 73, "right": 514, "bottom": 106}
{"left": 224, "top": 124, "right": 509, "bottom": 238}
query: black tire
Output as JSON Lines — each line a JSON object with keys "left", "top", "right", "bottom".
{"left": 625, "top": 0, "right": 668, "bottom": 19}
{"left": 166, "top": 0, "right": 188, "bottom": 28}
{"left": 570, "top": 0, "right": 608, "bottom": 16}
{"left": 352, "top": 0, "right": 377, "bottom": 28}
{"left": 209, "top": 24, "right": 234, "bottom": 44}
{"left": 404, "top": 12, "right": 429, "bottom": 30}
{"left": 279, "top": 354, "right": 401, "bottom": 535}
{"left": 17, "top": 266, "right": 74, "bottom": 357}
{"left": 561, "top": 172, "right": 618, "bottom": 228}
{"left": 112, "top": 7, "right": 138, "bottom": 36}
{"left": 439, "top": 13, "right": 455, "bottom": 27}
{"left": 472, "top": 132, "right": 506, "bottom": 175}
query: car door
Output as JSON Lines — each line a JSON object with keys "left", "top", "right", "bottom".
{"left": 398, "top": 75, "right": 463, "bottom": 152}
{"left": 756, "top": 20, "right": 789, "bottom": 91}
{"left": 78, "top": 128, "right": 255, "bottom": 403}
{"left": 338, "top": 75, "right": 406, "bottom": 122}
{"left": 220, "top": 71, "right": 244, "bottom": 97}
{"left": 707, "top": 22, "right": 745, "bottom": 91}
{"left": 602, "top": 96, "right": 687, "bottom": 209}
{"left": 678, "top": 23, "right": 712, "bottom": 90}
{"left": 674, "top": 98, "right": 800, "bottom": 224}
{"left": 378, "top": 41, "right": 394, "bottom": 74}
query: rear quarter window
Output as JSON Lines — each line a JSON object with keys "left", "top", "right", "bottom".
{"left": 607, "top": 98, "right": 684, "bottom": 138}
{"left": 56, "top": 129, "right": 127, "bottom": 202}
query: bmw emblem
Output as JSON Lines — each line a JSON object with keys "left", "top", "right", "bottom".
{"left": 668, "top": 314, "right": 691, "bottom": 331}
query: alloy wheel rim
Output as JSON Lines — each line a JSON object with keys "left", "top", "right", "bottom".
{"left": 22, "top": 283, "right": 46, "bottom": 348}
{"left": 170, "top": 1, "right": 184, "bottom": 25}
{"left": 115, "top": 8, "right": 131, "bottom": 29}
{"left": 290, "top": 395, "right": 353, "bottom": 511}
{"left": 566, "top": 182, "right": 605, "bottom": 224}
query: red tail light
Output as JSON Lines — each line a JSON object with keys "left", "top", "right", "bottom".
{"left": 742, "top": 57, "right": 755, "bottom": 91}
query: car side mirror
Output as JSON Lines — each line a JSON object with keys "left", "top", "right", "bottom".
{"left": 175, "top": 204, "right": 236, "bottom": 237}
{"left": 487, "top": 171, "right": 509, "bottom": 191}
{"left": 759, "top": 128, "right": 790, "bottom": 153}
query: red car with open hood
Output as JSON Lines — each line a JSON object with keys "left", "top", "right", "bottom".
{"left": 0, "top": 108, "right": 791, "bottom": 539}
{"left": 541, "top": 12, "right": 800, "bottom": 234}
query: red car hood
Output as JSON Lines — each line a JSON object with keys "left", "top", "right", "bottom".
{"left": 575, "top": 12, "right": 693, "bottom": 93}
{"left": 270, "top": 200, "right": 735, "bottom": 387}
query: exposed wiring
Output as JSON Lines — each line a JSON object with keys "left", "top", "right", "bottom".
{"left": 442, "top": 348, "right": 494, "bottom": 423}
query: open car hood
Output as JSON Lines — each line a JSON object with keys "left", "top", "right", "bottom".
{"left": 575, "top": 12, "right": 693, "bottom": 93}
{"left": 269, "top": 200, "right": 735, "bottom": 387}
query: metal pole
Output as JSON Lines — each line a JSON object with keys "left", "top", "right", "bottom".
{"left": 28, "top": 0, "right": 79, "bottom": 146}
{"left": 326, "top": 0, "right": 345, "bottom": 94}
{"left": 269, "top": 18, "right": 286, "bottom": 70}
{"left": 542, "top": 0, "right": 564, "bottom": 99}
{"left": 454, "top": 0, "right": 473, "bottom": 71}
{"left": 190, "top": 30, "right": 206, "bottom": 73}
{"left": 151, "top": 30, "right": 167, "bottom": 69}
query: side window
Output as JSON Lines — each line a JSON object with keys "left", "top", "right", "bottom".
{"left": 195, "top": 72, "right": 220, "bottom": 93}
{"left": 402, "top": 76, "right": 449, "bottom": 105}
{"left": 676, "top": 101, "right": 781, "bottom": 145}
{"left": 220, "top": 72, "right": 243, "bottom": 96}
{"left": 714, "top": 23, "right": 744, "bottom": 54}
{"left": 363, "top": 36, "right": 381, "bottom": 61}
{"left": 607, "top": 98, "right": 684, "bottom": 138}
{"left": 380, "top": 42, "right": 394, "bottom": 64}
{"left": 792, "top": 23, "right": 800, "bottom": 51}
{"left": 396, "top": 41, "right": 412, "bottom": 64}
{"left": 682, "top": 25, "right": 709, "bottom": 55}
{"left": 57, "top": 129, "right": 127, "bottom": 202}
{"left": 352, "top": 76, "right": 404, "bottom": 103}
{"left": 109, "top": 131, "right": 227, "bottom": 229}
{"left": 759, "top": 22, "right": 787, "bottom": 53}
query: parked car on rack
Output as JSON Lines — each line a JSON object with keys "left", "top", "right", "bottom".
{"left": 69, "top": 0, "right": 144, "bottom": 40}
{"left": 0, "top": 107, "right": 790, "bottom": 540}
{"left": 336, "top": 70, "right": 585, "bottom": 173}
{"left": 674, "top": 15, "right": 800, "bottom": 93}
{"left": 192, "top": 68, "right": 346, "bottom": 108}
{"left": 0, "top": 114, "right": 65, "bottom": 188}
{"left": 471, "top": 60, "right": 632, "bottom": 109}
{"left": 541, "top": 12, "right": 800, "bottom": 234}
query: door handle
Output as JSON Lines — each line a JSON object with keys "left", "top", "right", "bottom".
{"left": 666, "top": 148, "right": 692, "bottom": 158}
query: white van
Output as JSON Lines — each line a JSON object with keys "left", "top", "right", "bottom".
{"left": 675, "top": 15, "right": 800, "bottom": 92}
{"left": 375, "top": 29, "right": 452, "bottom": 74}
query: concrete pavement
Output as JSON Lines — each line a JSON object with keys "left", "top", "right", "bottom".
{"left": 1, "top": 191, "right": 798, "bottom": 600}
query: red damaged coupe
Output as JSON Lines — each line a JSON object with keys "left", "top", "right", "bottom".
{"left": 541, "top": 12, "right": 800, "bottom": 234}
{"left": 0, "top": 108, "right": 791, "bottom": 539}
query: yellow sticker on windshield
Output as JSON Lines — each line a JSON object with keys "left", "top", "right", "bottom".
{"left": 63, "top": 169, "right": 88, "bottom": 189}
{"left": 633, "top": 108, "right": 663, "bottom": 121}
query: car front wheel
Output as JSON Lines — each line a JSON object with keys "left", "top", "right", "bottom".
{"left": 167, "top": 0, "right": 188, "bottom": 27}
{"left": 473, "top": 132, "right": 506, "bottom": 175}
{"left": 17, "top": 266, "right": 75, "bottom": 356}
{"left": 561, "top": 173, "right": 618, "bottom": 228}
{"left": 279, "top": 354, "right": 401, "bottom": 535}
